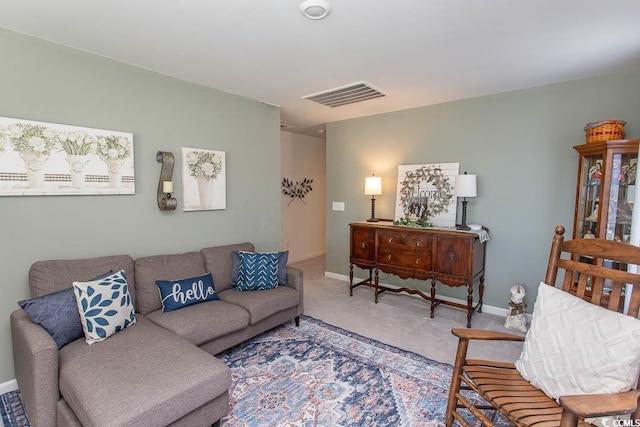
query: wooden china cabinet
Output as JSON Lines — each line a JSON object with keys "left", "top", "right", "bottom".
{"left": 572, "top": 139, "right": 639, "bottom": 307}
{"left": 573, "top": 139, "right": 639, "bottom": 242}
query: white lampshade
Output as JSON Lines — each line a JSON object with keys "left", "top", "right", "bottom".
{"left": 454, "top": 173, "right": 477, "bottom": 198}
{"left": 364, "top": 176, "right": 382, "bottom": 196}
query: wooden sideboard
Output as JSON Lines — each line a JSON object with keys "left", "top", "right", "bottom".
{"left": 349, "top": 221, "right": 487, "bottom": 327}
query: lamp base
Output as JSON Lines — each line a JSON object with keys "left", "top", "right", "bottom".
{"left": 456, "top": 198, "right": 470, "bottom": 230}
{"left": 366, "top": 196, "right": 379, "bottom": 222}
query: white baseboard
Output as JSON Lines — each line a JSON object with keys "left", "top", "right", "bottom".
{"left": 0, "top": 379, "right": 18, "bottom": 395}
{"left": 289, "top": 251, "right": 326, "bottom": 264}
{"left": 325, "top": 271, "right": 532, "bottom": 321}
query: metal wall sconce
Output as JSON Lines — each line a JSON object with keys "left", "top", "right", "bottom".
{"left": 157, "top": 151, "right": 177, "bottom": 211}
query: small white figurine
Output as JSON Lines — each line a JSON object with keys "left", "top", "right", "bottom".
{"left": 504, "top": 285, "right": 527, "bottom": 332}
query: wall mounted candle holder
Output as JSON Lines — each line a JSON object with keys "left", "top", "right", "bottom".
{"left": 157, "top": 151, "right": 177, "bottom": 211}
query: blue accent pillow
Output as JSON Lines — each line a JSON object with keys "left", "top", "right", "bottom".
{"left": 236, "top": 252, "right": 280, "bottom": 291}
{"left": 73, "top": 270, "right": 136, "bottom": 345}
{"left": 156, "top": 272, "right": 219, "bottom": 313}
{"left": 18, "top": 270, "right": 113, "bottom": 349}
{"left": 232, "top": 250, "right": 288, "bottom": 286}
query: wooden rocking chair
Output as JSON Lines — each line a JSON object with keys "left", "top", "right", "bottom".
{"left": 445, "top": 225, "right": 640, "bottom": 427}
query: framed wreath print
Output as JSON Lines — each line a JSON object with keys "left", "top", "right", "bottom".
{"left": 0, "top": 116, "right": 135, "bottom": 196}
{"left": 181, "top": 147, "right": 226, "bottom": 211}
{"left": 394, "top": 162, "right": 459, "bottom": 227}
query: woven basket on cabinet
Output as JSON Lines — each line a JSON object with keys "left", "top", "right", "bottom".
{"left": 584, "top": 119, "right": 626, "bottom": 143}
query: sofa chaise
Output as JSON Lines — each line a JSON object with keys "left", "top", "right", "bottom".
{"left": 10, "top": 242, "right": 304, "bottom": 427}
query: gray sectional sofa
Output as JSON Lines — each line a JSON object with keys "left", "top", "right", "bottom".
{"left": 10, "top": 242, "right": 304, "bottom": 427}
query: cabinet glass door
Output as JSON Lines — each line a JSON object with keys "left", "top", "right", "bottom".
{"left": 606, "top": 152, "right": 636, "bottom": 242}
{"left": 578, "top": 154, "right": 603, "bottom": 239}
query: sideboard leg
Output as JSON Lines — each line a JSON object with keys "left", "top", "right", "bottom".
{"left": 478, "top": 275, "right": 485, "bottom": 313}
{"left": 349, "top": 264, "right": 354, "bottom": 296}
{"left": 430, "top": 278, "right": 436, "bottom": 318}
{"left": 466, "top": 283, "right": 473, "bottom": 328}
{"left": 374, "top": 267, "right": 380, "bottom": 303}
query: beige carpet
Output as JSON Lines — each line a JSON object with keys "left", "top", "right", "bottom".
{"left": 292, "top": 255, "right": 524, "bottom": 366}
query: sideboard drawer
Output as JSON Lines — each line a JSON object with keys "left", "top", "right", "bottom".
{"left": 378, "top": 246, "right": 432, "bottom": 271}
{"left": 378, "top": 230, "right": 431, "bottom": 250}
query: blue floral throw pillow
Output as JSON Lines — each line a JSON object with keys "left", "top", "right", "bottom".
{"left": 156, "top": 272, "right": 219, "bottom": 313}
{"left": 232, "top": 250, "right": 288, "bottom": 286}
{"left": 19, "top": 287, "right": 85, "bottom": 349}
{"left": 73, "top": 270, "right": 136, "bottom": 345}
{"left": 236, "top": 251, "right": 280, "bottom": 291}
{"left": 18, "top": 270, "right": 113, "bottom": 349}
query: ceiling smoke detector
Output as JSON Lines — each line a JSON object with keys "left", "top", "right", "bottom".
{"left": 299, "top": 0, "right": 332, "bottom": 20}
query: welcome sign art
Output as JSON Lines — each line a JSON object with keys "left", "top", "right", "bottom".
{"left": 394, "top": 162, "right": 459, "bottom": 227}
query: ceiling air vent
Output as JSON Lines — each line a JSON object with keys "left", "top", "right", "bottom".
{"left": 302, "top": 81, "right": 386, "bottom": 108}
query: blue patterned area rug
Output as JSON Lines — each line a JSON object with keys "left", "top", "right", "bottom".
{"left": 0, "top": 315, "right": 507, "bottom": 426}
{"left": 0, "top": 391, "right": 28, "bottom": 427}
{"left": 218, "top": 315, "right": 501, "bottom": 427}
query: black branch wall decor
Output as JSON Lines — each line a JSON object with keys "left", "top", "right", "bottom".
{"left": 281, "top": 177, "right": 313, "bottom": 206}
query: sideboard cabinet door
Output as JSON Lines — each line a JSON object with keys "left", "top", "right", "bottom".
{"left": 350, "top": 225, "right": 376, "bottom": 265}
{"left": 434, "top": 235, "right": 472, "bottom": 280}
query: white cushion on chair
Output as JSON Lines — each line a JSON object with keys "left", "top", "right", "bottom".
{"left": 516, "top": 282, "right": 640, "bottom": 400}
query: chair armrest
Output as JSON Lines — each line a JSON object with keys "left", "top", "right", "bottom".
{"left": 10, "top": 309, "right": 60, "bottom": 427}
{"left": 452, "top": 328, "right": 526, "bottom": 342}
{"left": 560, "top": 390, "right": 640, "bottom": 418}
{"left": 285, "top": 266, "right": 304, "bottom": 316}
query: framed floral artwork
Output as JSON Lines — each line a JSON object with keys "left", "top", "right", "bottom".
{"left": 394, "top": 162, "right": 459, "bottom": 227}
{"left": 181, "top": 147, "right": 226, "bottom": 211}
{"left": 0, "top": 116, "right": 134, "bottom": 196}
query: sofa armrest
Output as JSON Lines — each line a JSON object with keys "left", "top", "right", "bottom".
{"left": 285, "top": 266, "right": 304, "bottom": 317}
{"left": 10, "top": 309, "right": 60, "bottom": 427}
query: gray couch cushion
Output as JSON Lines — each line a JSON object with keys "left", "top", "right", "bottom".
{"left": 29, "top": 255, "right": 134, "bottom": 299}
{"left": 146, "top": 300, "right": 250, "bottom": 346}
{"left": 218, "top": 286, "right": 300, "bottom": 325}
{"left": 58, "top": 316, "right": 230, "bottom": 427}
{"left": 201, "top": 243, "right": 254, "bottom": 293}
{"left": 134, "top": 252, "right": 206, "bottom": 315}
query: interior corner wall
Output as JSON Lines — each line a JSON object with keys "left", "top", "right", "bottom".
{"left": 325, "top": 68, "right": 640, "bottom": 315}
{"left": 0, "top": 28, "right": 281, "bottom": 382}
{"left": 280, "top": 131, "right": 326, "bottom": 262}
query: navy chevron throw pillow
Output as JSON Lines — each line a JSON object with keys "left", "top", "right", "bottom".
{"left": 236, "top": 252, "right": 280, "bottom": 291}
{"left": 231, "top": 250, "right": 288, "bottom": 286}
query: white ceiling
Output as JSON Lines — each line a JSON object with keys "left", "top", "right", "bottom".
{"left": 2, "top": 0, "right": 640, "bottom": 138}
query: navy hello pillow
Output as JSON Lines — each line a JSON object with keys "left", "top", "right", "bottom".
{"left": 156, "top": 272, "right": 219, "bottom": 313}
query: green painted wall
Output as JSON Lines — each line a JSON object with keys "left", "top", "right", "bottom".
{"left": 326, "top": 69, "right": 640, "bottom": 314}
{"left": 0, "top": 29, "right": 281, "bottom": 382}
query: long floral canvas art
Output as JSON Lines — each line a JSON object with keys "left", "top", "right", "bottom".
{"left": 0, "top": 116, "right": 134, "bottom": 196}
{"left": 181, "top": 147, "right": 226, "bottom": 211}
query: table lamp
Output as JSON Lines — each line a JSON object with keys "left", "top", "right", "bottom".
{"left": 454, "top": 172, "right": 477, "bottom": 230}
{"left": 364, "top": 175, "right": 382, "bottom": 222}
